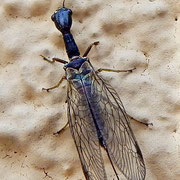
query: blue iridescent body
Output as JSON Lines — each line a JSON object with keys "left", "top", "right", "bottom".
{"left": 52, "top": 7, "right": 107, "bottom": 145}
{"left": 50, "top": 2, "right": 146, "bottom": 180}
{"left": 65, "top": 59, "right": 106, "bottom": 146}
{"left": 51, "top": 7, "right": 80, "bottom": 58}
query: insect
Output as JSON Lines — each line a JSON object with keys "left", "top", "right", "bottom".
{"left": 41, "top": 0, "right": 146, "bottom": 179}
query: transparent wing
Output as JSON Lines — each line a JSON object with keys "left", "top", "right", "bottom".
{"left": 66, "top": 60, "right": 145, "bottom": 180}
{"left": 67, "top": 81, "right": 107, "bottom": 180}
{"left": 89, "top": 63, "right": 146, "bottom": 180}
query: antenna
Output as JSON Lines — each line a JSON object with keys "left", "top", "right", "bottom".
{"left": 63, "top": 0, "right": 66, "bottom": 8}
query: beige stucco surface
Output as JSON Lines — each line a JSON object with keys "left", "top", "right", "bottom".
{"left": 0, "top": 0, "right": 180, "bottom": 179}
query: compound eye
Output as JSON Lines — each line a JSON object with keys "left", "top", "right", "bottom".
{"left": 68, "top": 9, "right": 72, "bottom": 15}
{"left": 51, "top": 14, "right": 55, "bottom": 21}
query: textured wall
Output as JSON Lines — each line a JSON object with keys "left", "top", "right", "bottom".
{"left": 0, "top": 0, "right": 180, "bottom": 179}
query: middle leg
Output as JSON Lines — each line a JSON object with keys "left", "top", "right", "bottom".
{"left": 96, "top": 67, "right": 153, "bottom": 126}
{"left": 42, "top": 76, "right": 66, "bottom": 92}
{"left": 97, "top": 67, "right": 136, "bottom": 73}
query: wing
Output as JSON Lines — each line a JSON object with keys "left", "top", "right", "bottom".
{"left": 89, "top": 64, "right": 146, "bottom": 180}
{"left": 67, "top": 81, "right": 107, "bottom": 180}
{"left": 66, "top": 60, "right": 146, "bottom": 180}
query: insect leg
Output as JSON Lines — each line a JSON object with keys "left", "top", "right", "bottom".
{"left": 97, "top": 67, "right": 153, "bottom": 127}
{"left": 97, "top": 67, "right": 136, "bottom": 73}
{"left": 42, "top": 76, "right": 66, "bottom": 92}
{"left": 53, "top": 121, "right": 69, "bottom": 135}
{"left": 128, "top": 115, "right": 153, "bottom": 126}
{"left": 83, "top": 41, "right": 99, "bottom": 57}
{"left": 40, "top": 55, "right": 68, "bottom": 64}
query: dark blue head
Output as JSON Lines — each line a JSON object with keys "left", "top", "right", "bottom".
{"left": 51, "top": 0, "right": 80, "bottom": 59}
{"left": 51, "top": 7, "right": 72, "bottom": 34}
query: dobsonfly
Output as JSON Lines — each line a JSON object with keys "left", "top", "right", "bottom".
{"left": 41, "top": 0, "right": 147, "bottom": 179}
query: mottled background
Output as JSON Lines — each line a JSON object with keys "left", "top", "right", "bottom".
{"left": 0, "top": 0, "right": 180, "bottom": 179}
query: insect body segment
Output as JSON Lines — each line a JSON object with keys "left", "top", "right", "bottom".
{"left": 51, "top": 7, "right": 80, "bottom": 58}
{"left": 44, "top": 1, "right": 146, "bottom": 179}
{"left": 65, "top": 59, "right": 146, "bottom": 180}
{"left": 51, "top": 8, "right": 72, "bottom": 33}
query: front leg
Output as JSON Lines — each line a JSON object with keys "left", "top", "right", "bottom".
{"left": 40, "top": 55, "right": 68, "bottom": 64}
{"left": 83, "top": 41, "right": 99, "bottom": 57}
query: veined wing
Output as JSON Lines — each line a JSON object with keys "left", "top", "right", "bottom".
{"left": 88, "top": 62, "right": 146, "bottom": 180}
{"left": 66, "top": 75, "right": 107, "bottom": 180}
{"left": 66, "top": 60, "right": 145, "bottom": 180}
